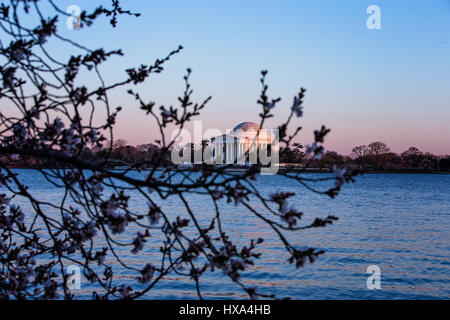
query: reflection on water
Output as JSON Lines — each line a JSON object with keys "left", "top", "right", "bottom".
{"left": 6, "top": 170, "right": 450, "bottom": 299}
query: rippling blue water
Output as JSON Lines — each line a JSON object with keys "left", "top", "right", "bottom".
{"left": 5, "top": 170, "right": 450, "bottom": 299}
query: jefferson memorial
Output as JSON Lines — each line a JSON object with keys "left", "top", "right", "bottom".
{"left": 210, "top": 122, "right": 274, "bottom": 164}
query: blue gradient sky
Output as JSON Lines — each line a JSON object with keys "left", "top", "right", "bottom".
{"left": 53, "top": 1, "right": 450, "bottom": 154}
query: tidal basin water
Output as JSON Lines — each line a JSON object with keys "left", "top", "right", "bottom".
{"left": 8, "top": 170, "right": 450, "bottom": 299}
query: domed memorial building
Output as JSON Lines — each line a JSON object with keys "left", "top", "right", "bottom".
{"left": 210, "top": 122, "right": 274, "bottom": 164}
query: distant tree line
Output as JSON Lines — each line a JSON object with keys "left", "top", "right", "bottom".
{"left": 282, "top": 141, "right": 450, "bottom": 172}
{"left": 279, "top": 141, "right": 449, "bottom": 172}
{"left": 3, "top": 138, "right": 449, "bottom": 172}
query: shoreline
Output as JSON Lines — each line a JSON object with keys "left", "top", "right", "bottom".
{"left": 4, "top": 165, "right": 450, "bottom": 175}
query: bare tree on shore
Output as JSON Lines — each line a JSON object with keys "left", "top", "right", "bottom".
{"left": 368, "top": 142, "right": 391, "bottom": 170}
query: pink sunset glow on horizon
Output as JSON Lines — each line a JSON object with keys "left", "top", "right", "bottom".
{"left": 113, "top": 113, "right": 450, "bottom": 156}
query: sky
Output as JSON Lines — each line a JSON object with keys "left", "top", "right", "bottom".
{"left": 35, "top": 1, "right": 450, "bottom": 154}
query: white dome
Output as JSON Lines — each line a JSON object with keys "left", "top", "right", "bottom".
{"left": 233, "top": 122, "right": 260, "bottom": 132}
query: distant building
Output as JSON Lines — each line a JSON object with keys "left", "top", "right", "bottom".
{"left": 210, "top": 122, "right": 273, "bottom": 164}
